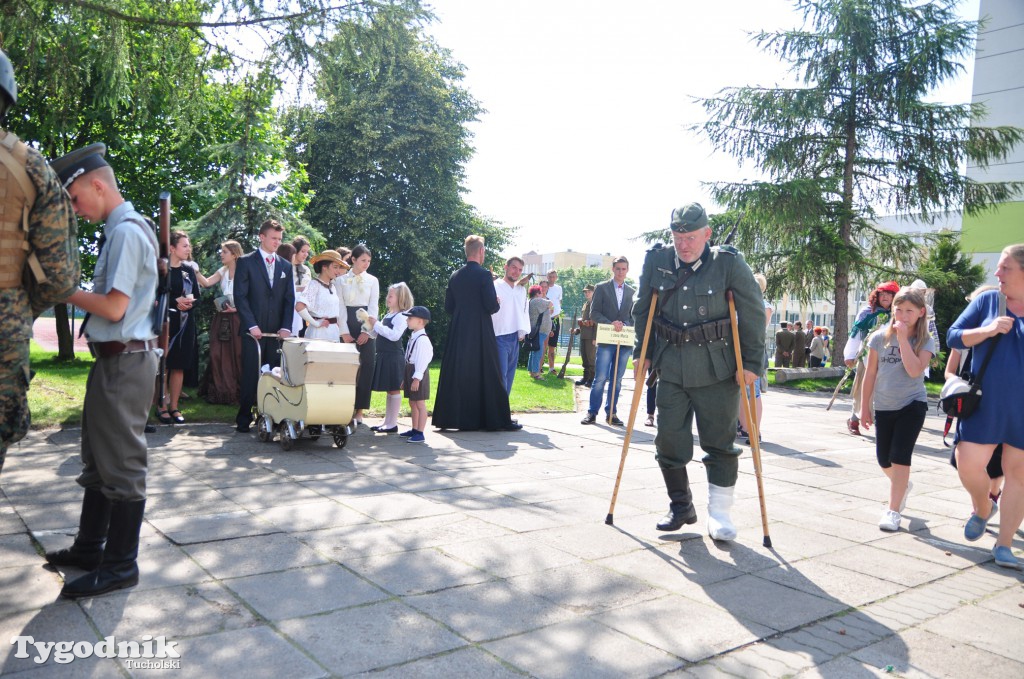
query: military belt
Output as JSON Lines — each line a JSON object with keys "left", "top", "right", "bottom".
{"left": 88, "top": 339, "right": 159, "bottom": 359}
{"left": 654, "top": 316, "right": 731, "bottom": 347}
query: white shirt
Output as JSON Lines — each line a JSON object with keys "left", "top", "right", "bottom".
{"left": 258, "top": 248, "right": 277, "bottom": 283}
{"left": 492, "top": 278, "right": 530, "bottom": 337}
{"left": 547, "top": 283, "right": 563, "bottom": 317}
{"left": 216, "top": 266, "right": 234, "bottom": 297}
{"left": 371, "top": 310, "right": 409, "bottom": 340}
{"left": 334, "top": 270, "right": 379, "bottom": 317}
{"left": 614, "top": 282, "right": 625, "bottom": 307}
{"left": 405, "top": 329, "right": 433, "bottom": 380}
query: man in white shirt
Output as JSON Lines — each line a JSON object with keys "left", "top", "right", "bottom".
{"left": 545, "top": 269, "right": 563, "bottom": 373}
{"left": 492, "top": 257, "right": 530, "bottom": 394}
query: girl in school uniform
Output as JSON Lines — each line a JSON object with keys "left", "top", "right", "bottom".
{"left": 859, "top": 287, "right": 935, "bottom": 532}
{"left": 367, "top": 282, "right": 415, "bottom": 433}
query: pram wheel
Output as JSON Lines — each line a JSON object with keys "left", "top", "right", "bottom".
{"left": 257, "top": 415, "right": 274, "bottom": 442}
{"left": 308, "top": 426, "right": 321, "bottom": 442}
{"left": 280, "top": 428, "right": 296, "bottom": 451}
{"left": 333, "top": 432, "right": 348, "bottom": 449}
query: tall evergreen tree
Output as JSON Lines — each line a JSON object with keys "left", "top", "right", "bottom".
{"left": 288, "top": 10, "right": 511, "bottom": 351}
{"left": 694, "top": 0, "right": 1023, "bottom": 360}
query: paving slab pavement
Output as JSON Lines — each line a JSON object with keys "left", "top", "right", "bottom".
{"left": 2, "top": 382, "right": 1023, "bottom": 678}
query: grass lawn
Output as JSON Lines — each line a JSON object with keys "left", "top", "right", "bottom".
{"left": 26, "top": 342, "right": 577, "bottom": 429}
{"left": 766, "top": 368, "right": 943, "bottom": 398}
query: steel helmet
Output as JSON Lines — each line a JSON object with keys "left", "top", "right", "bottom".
{"left": 0, "top": 49, "right": 16, "bottom": 107}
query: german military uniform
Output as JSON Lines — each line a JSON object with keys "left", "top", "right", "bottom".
{"left": 633, "top": 203, "right": 765, "bottom": 540}
{"left": 46, "top": 143, "right": 158, "bottom": 599}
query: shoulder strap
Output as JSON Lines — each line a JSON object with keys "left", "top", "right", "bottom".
{"left": 0, "top": 132, "right": 46, "bottom": 284}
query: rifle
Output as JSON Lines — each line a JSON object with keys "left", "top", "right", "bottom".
{"left": 155, "top": 193, "right": 172, "bottom": 410}
{"left": 557, "top": 309, "right": 578, "bottom": 379}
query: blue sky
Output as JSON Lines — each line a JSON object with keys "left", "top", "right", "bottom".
{"left": 424, "top": 0, "right": 981, "bottom": 269}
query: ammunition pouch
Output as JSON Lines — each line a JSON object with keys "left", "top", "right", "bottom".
{"left": 654, "top": 315, "right": 731, "bottom": 347}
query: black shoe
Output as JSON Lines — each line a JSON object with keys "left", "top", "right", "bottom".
{"left": 608, "top": 416, "right": 624, "bottom": 427}
{"left": 656, "top": 505, "right": 699, "bottom": 531}
{"left": 61, "top": 499, "right": 145, "bottom": 599}
{"left": 575, "top": 379, "right": 587, "bottom": 386}
{"left": 503, "top": 422, "right": 523, "bottom": 431}
{"left": 581, "top": 412, "right": 596, "bottom": 425}
{"left": 656, "top": 467, "right": 698, "bottom": 531}
{"left": 46, "top": 488, "right": 111, "bottom": 570}
{"left": 235, "top": 424, "right": 251, "bottom": 433}
{"left": 371, "top": 425, "right": 398, "bottom": 434}
{"left": 144, "top": 423, "right": 156, "bottom": 434}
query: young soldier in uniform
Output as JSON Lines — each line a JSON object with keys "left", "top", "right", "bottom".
{"left": 0, "top": 49, "right": 79, "bottom": 476}
{"left": 633, "top": 203, "right": 765, "bottom": 542}
{"left": 574, "top": 284, "right": 597, "bottom": 386}
{"left": 46, "top": 144, "right": 159, "bottom": 598}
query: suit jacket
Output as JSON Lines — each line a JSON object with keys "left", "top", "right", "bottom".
{"left": 234, "top": 249, "right": 295, "bottom": 335}
{"left": 590, "top": 278, "right": 635, "bottom": 341}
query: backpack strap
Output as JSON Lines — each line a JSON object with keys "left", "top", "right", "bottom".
{"left": 0, "top": 131, "right": 46, "bottom": 284}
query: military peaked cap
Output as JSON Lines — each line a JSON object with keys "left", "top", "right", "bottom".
{"left": 51, "top": 143, "right": 109, "bottom": 188}
{"left": 670, "top": 203, "right": 709, "bottom": 232}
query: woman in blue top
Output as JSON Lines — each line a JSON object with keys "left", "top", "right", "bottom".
{"left": 947, "top": 244, "right": 1024, "bottom": 569}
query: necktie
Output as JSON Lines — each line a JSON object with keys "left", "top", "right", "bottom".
{"left": 265, "top": 255, "right": 274, "bottom": 280}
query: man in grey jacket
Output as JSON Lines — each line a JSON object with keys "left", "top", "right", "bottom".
{"left": 582, "top": 257, "right": 634, "bottom": 426}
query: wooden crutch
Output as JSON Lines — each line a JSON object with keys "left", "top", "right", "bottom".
{"left": 726, "top": 290, "right": 772, "bottom": 548}
{"left": 605, "top": 291, "right": 658, "bottom": 525}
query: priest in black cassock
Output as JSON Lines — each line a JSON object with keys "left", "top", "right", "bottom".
{"left": 432, "top": 235, "right": 523, "bottom": 432}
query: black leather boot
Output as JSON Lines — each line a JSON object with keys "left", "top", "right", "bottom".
{"left": 656, "top": 466, "right": 697, "bottom": 531}
{"left": 46, "top": 487, "right": 112, "bottom": 569}
{"left": 61, "top": 499, "right": 145, "bottom": 599}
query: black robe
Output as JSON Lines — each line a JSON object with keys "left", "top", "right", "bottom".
{"left": 431, "top": 260, "right": 513, "bottom": 430}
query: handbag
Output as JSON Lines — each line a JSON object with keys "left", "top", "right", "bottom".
{"left": 940, "top": 334, "right": 1001, "bottom": 445}
{"left": 523, "top": 313, "right": 542, "bottom": 352}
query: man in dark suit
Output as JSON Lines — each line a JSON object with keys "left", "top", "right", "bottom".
{"left": 432, "top": 235, "right": 521, "bottom": 431}
{"left": 582, "top": 257, "right": 635, "bottom": 426}
{"left": 792, "top": 321, "right": 807, "bottom": 368}
{"left": 233, "top": 219, "right": 294, "bottom": 432}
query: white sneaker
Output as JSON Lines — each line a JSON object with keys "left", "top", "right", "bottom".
{"left": 899, "top": 481, "right": 913, "bottom": 513}
{"left": 879, "top": 509, "right": 901, "bottom": 532}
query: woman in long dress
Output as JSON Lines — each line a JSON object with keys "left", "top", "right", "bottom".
{"left": 160, "top": 231, "right": 199, "bottom": 424}
{"left": 335, "top": 244, "right": 379, "bottom": 428}
{"left": 193, "top": 240, "right": 244, "bottom": 404}
{"left": 296, "top": 250, "right": 349, "bottom": 342}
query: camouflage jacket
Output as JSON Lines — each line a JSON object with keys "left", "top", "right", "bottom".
{"left": 3, "top": 143, "right": 79, "bottom": 345}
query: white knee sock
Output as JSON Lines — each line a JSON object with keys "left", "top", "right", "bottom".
{"left": 383, "top": 394, "right": 401, "bottom": 428}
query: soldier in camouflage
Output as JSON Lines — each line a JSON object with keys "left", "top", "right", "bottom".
{"left": 633, "top": 203, "right": 765, "bottom": 542}
{"left": 0, "top": 48, "right": 80, "bottom": 476}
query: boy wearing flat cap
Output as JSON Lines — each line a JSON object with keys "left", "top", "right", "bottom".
{"left": 46, "top": 143, "right": 159, "bottom": 599}
{"left": 632, "top": 202, "right": 764, "bottom": 542}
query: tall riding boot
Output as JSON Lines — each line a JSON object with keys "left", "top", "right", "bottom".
{"left": 46, "top": 487, "right": 112, "bottom": 569}
{"left": 707, "top": 484, "right": 737, "bottom": 541}
{"left": 656, "top": 466, "right": 698, "bottom": 531}
{"left": 61, "top": 499, "right": 145, "bottom": 599}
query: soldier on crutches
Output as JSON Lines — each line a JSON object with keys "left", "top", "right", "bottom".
{"left": 611, "top": 204, "right": 766, "bottom": 542}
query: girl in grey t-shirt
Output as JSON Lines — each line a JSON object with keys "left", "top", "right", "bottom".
{"left": 859, "top": 287, "right": 936, "bottom": 533}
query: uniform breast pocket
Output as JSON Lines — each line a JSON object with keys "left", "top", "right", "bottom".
{"left": 695, "top": 293, "right": 712, "bottom": 321}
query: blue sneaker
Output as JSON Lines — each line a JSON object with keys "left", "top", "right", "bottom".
{"left": 399, "top": 429, "right": 415, "bottom": 437}
{"left": 992, "top": 545, "right": 1020, "bottom": 570}
{"left": 964, "top": 502, "right": 998, "bottom": 542}
{"left": 407, "top": 432, "right": 426, "bottom": 443}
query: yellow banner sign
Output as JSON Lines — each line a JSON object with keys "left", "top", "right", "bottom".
{"left": 596, "top": 323, "right": 635, "bottom": 346}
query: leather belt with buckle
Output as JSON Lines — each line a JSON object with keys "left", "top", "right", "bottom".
{"left": 88, "top": 339, "right": 159, "bottom": 359}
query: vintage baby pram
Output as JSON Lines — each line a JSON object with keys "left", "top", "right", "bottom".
{"left": 252, "top": 336, "right": 361, "bottom": 450}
